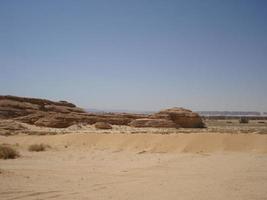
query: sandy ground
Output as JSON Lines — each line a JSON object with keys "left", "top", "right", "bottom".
{"left": 1, "top": 132, "right": 267, "bottom": 200}
{"left": 2, "top": 119, "right": 267, "bottom": 136}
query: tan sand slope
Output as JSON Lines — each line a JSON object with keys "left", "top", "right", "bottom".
{"left": 1, "top": 133, "right": 267, "bottom": 200}
{"left": 1, "top": 133, "right": 267, "bottom": 153}
{"left": 1, "top": 139, "right": 267, "bottom": 200}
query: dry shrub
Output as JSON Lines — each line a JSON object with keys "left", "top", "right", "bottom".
{"left": 0, "top": 144, "right": 20, "bottom": 159}
{"left": 28, "top": 144, "right": 50, "bottom": 152}
{"left": 239, "top": 117, "right": 249, "bottom": 124}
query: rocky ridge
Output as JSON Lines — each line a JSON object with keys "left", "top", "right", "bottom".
{"left": 0, "top": 95, "right": 144, "bottom": 128}
{"left": 0, "top": 95, "right": 205, "bottom": 129}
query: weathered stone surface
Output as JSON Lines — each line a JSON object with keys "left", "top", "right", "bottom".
{"left": 0, "top": 96, "right": 204, "bottom": 129}
{"left": 0, "top": 95, "right": 145, "bottom": 128}
{"left": 0, "top": 120, "right": 29, "bottom": 135}
{"left": 129, "top": 118, "right": 179, "bottom": 128}
{"left": 94, "top": 122, "right": 112, "bottom": 129}
{"left": 0, "top": 95, "right": 75, "bottom": 108}
{"left": 0, "top": 95, "right": 89, "bottom": 128}
{"left": 0, "top": 95, "right": 81, "bottom": 119}
{"left": 150, "top": 107, "right": 205, "bottom": 128}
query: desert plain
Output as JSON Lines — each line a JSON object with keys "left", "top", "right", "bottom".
{"left": 1, "top": 0, "right": 267, "bottom": 199}
{"left": 1, "top": 119, "right": 267, "bottom": 200}
{"left": 1, "top": 96, "right": 267, "bottom": 200}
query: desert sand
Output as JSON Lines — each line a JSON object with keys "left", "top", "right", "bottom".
{"left": 1, "top": 127, "right": 267, "bottom": 200}
{"left": 1, "top": 96, "right": 267, "bottom": 200}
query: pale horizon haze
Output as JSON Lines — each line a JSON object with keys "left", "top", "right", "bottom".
{"left": 0, "top": 0, "right": 267, "bottom": 112}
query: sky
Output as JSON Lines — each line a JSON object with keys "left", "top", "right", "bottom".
{"left": 0, "top": 0, "right": 267, "bottom": 112}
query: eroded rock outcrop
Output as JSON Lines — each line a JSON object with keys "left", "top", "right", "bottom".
{"left": 0, "top": 120, "right": 29, "bottom": 135}
{"left": 151, "top": 107, "right": 205, "bottom": 128}
{"left": 130, "top": 107, "right": 205, "bottom": 128}
{"left": 0, "top": 96, "right": 204, "bottom": 129}
{"left": 0, "top": 95, "right": 144, "bottom": 128}
{"left": 0, "top": 95, "right": 82, "bottom": 118}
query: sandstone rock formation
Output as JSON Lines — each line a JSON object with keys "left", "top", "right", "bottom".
{"left": 130, "top": 107, "right": 205, "bottom": 128}
{"left": 0, "top": 120, "right": 29, "bottom": 135}
{"left": 0, "top": 95, "right": 144, "bottom": 128}
{"left": 0, "top": 96, "right": 204, "bottom": 129}
{"left": 94, "top": 122, "right": 112, "bottom": 129}
{"left": 151, "top": 107, "right": 205, "bottom": 128}
{"left": 0, "top": 95, "right": 82, "bottom": 118}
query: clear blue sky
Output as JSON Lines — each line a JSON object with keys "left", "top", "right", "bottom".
{"left": 0, "top": 0, "right": 266, "bottom": 111}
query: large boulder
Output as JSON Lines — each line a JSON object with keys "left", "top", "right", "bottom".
{"left": 150, "top": 107, "right": 205, "bottom": 128}
{"left": 129, "top": 118, "right": 179, "bottom": 128}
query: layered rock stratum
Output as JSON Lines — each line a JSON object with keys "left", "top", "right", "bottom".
{"left": 150, "top": 107, "right": 205, "bottom": 128}
{"left": 0, "top": 95, "right": 144, "bottom": 128}
{"left": 130, "top": 107, "right": 205, "bottom": 128}
{"left": 0, "top": 95, "right": 205, "bottom": 129}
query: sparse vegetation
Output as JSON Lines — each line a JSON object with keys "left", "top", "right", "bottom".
{"left": 0, "top": 144, "right": 20, "bottom": 159}
{"left": 28, "top": 144, "right": 50, "bottom": 152}
{"left": 239, "top": 117, "right": 249, "bottom": 124}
